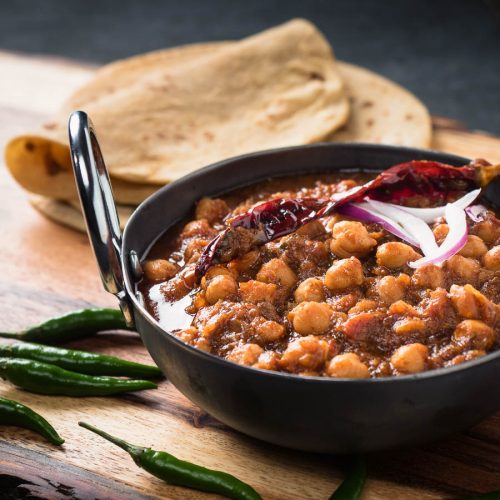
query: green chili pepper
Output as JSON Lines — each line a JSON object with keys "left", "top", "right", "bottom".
{"left": 79, "top": 422, "right": 262, "bottom": 500}
{"left": 0, "top": 308, "right": 131, "bottom": 345}
{"left": 0, "top": 396, "right": 64, "bottom": 445}
{"left": 0, "top": 358, "right": 157, "bottom": 396}
{"left": 0, "top": 342, "right": 162, "bottom": 378}
{"left": 329, "top": 456, "right": 367, "bottom": 500}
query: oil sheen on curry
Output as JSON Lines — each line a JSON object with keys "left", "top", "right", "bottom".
{"left": 139, "top": 160, "right": 500, "bottom": 378}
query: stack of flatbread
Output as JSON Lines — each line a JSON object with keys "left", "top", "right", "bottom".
{"left": 4, "top": 19, "right": 432, "bottom": 231}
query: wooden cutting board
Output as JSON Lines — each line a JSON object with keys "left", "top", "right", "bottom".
{"left": 0, "top": 51, "right": 499, "bottom": 500}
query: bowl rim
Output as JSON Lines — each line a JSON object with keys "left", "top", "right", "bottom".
{"left": 123, "top": 142, "right": 500, "bottom": 384}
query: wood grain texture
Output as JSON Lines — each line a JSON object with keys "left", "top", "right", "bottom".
{"left": 0, "top": 51, "right": 499, "bottom": 499}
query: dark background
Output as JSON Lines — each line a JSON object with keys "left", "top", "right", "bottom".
{"left": 1, "top": 0, "right": 500, "bottom": 133}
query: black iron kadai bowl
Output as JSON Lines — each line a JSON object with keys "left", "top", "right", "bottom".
{"left": 69, "top": 111, "right": 500, "bottom": 453}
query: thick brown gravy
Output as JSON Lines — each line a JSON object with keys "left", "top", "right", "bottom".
{"left": 139, "top": 173, "right": 500, "bottom": 378}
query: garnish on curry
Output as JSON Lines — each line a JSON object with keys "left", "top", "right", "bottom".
{"left": 139, "top": 161, "right": 500, "bottom": 378}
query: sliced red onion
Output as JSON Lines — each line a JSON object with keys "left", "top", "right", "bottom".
{"left": 336, "top": 202, "right": 419, "bottom": 247}
{"left": 336, "top": 190, "right": 477, "bottom": 266}
{"left": 409, "top": 203, "right": 468, "bottom": 268}
{"left": 465, "top": 204, "right": 488, "bottom": 222}
{"left": 378, "top": 188, "right": 481, "bottom": 223}
{"left": 365, "top": 199, "right": 438, "bottom": 256}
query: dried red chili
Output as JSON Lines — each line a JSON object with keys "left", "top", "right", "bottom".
{"left": 196, "top": 159, "right": 499, "bottom": 277}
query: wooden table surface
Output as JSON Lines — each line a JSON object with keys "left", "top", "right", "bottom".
{"left": 0, "top": 51, "right": 499, "bottom": 499}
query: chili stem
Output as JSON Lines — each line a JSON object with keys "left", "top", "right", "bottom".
{"left": 79, "top": 421, "right": 142, "bottom": 456}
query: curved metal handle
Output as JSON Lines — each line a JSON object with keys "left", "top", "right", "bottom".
{"left": 68, "top": 111, "right": 134, "bottom": 326}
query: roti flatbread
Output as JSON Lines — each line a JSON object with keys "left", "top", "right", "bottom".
{"left": 30, "top": 195, "right": 133, "bottom": 232}
{"left": 6, "top": 43, "right": 226, "bottom": 206}
{"left": 331, "top": 62, "right": 431, "bottom": 146}
{"left": 7, "top": 19, "right": 348, "bottom": 200}
{"left": 8, "top": 20, "right": 432, "bottom": 233}
{"left": 6, "top": 136, "right": 159, "bottom": 204}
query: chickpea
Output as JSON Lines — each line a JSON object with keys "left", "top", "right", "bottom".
{"left": 294, "top": 278, "right": 325, "bottom": 303}
{"left": 256, "top": 259, "right": 297, "bottom": 288}
{"left": 391, "top": 343, "right": 429, "bottom": 373}
{"left": 324, "top": 214, "right": 344, "bottom": 233}
{"left": 459, "top": 235, "right": 488, "bottom": 259}
{"left": 329, "top": 221, "right": 377, "bottom": 258}
{"left": 296, "top": 220, "right": 325, "bottom": 238}
{"left": 160, "top": 264, "right": 196, "bottom": 301}
{"left": 143, "top": 259, "right": 178, "bottom": 281}
{"left": 433, "top": 223, "right": 449, "bottom": 243}
{"left": 479, "top": 293, "right": 500, "bottom": 325}
{"left": 252, "top": 319, "right": 286, "bottom": 343}
{"left": 388, "top": 300, "right": 418, "bottom": 316}
{"left": 453, "top": 319, "right": 495, "bottom": 350}
{"left": 445, "top": 255, "right": 480, "bottom": 285}
{"left": 398, "top": 273, "right": 411, "bottom": 286}
{"left": 393, "top": 318, "right": 426, "bottom": 335}
{"left": 411, "top": 264, "right": 445, "bottom": 289}
{"left": 206, "top": 265, "right": 235, "bottom": 280}
{"left": 450, "top": 350, "right": 486, "bottom": 366}
{"left": 239, "top": 280, "right": 277, "bottom": 303}
{"left": 304, "top": 240, "right": 329, "bottom": 264}
{"left": 326, "top": 353, "right": 370, "bottom": 379}
{"left": 205, "top": 275, "right": 238, "bottom": 304}
{"left": 330, "top": 292, "right": 360, "bottom": 312}
{"left": 331, "top": 310, "right": 348, "bottom": 327}
{"left": 448, "top": 285, "right": 470, "bottom": 318}
{"left": 184, "top": 238, "right": 209, "bottom": 262}
{"left": 195, "top": 197, "right": 229, "bottom": 224}
{"left": 201, "top": 265, "right": 236, "bottom": 289}
{"left": 279, "top": 336, "right": 329, "bottom": 372}
{"left": 473, "top": 218, "right": 500, "bottom": 244}
{"left": 376, "top": 242, "right": 421, "bottom": 268}
{"left": 348, "top": 299, "right": 377, "bottom": 315}
{"left": 289, "top": 301, "right": 332, "bottom": 335}
{"left": 228, "top": 250, "right": 260, "bottom": 275}
{"left": 325, "top": 257, "right": 364, "bottom": 290}
{"left": 254, "top": 351, "right": 279, "bottom": 371}
{"left": 483, "top": 246, "right": 500, "bottom": 271}
{"left": 376, "top": 274, "right": 409, "bottom": 305}
{"left": 227, "top": 344, "right": 263, "bottom": 366}
{"left": 181, "top": 219, "right": 215, "bottom": 239}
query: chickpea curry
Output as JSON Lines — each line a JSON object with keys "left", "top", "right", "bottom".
{"left": 140, "top": 161, "right": 500, "bottom": 378}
